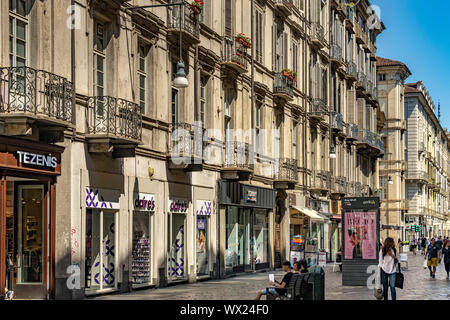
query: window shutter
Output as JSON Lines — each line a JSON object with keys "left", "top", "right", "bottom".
{"left": 225, "top": 0, "right": 232, "bottom": 38}
{"left": 283, "top": 32, "right": 288, "bottom": 70}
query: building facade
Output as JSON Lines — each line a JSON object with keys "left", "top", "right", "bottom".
{"left": 404, "top": 81, "right": 450, "bottom": 240}
{"left": 376, "top": 57, "right": 411, "bottom": 241}
{"left": 0, "top": 0, "right": 385, "bottom": 300}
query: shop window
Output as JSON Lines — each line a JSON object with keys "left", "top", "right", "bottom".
{"left": 254, "top": 209, "right": 269, "bottom": 265}
{"left": 132, "top": 211, "right": 151, "bottom": 285}
{"left": 168, "top": 213, "right": 186, "bottom": 281}
{"left": 196, "top": 216, "right": 209, "bottom": 276}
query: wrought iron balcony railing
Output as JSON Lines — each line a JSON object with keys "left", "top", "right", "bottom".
{"left": 274, "top": 158, "right": 298, "bottom": 182}
{"left": 224, "top": 141, "right": 254, "bottom": 171}
{"left": 311, "top": 22, "right": 325, "bottom": 46}
{"left": 168, "top": 2, "right": 199, "bottom": 39}
{"left": 221, "top": 37, "right": 248, "bottom": 73}
{"left": 375, "top": 136, "right": 385, "bottom": 154}
{"left": 357, "top": 72, "right": 367, "bottom": 90}
{"left": 405, "top": 171, "right": 429, "bottom": 182}
{"left": 310, "top": 170, "right": 328, "bottom": 190}
{"left": 354, "top": 182, "right": 362, "bottom": 196}
{"left": 346, "top": 61, "right": 357, "bottom": 79}
{"left": 273, "top": 72, "right": 294, "bottom": 99}
{"left": 311, "top": 97, "right": 327, "bottom": 113}
{"left": 169, "top": 122, "right": 205, "bottom": 161}
{"left": 330, "top": 44, "right": 343, "bottom": 63}
{"left": 87, "top": 96, "right": 142, "bottom": 141}
{"left": 274, "top": 0, "right": 294, "bottom": 15}
{"left": 346, "top": 123, "right": 358, "bottom": 140}
{"left": 0, "top": 66, "right": 74, "bottom": 124}
{"left": 358, "top": 129, "right": 376, "bottom": 146}
{"left": 331, "top": 112, "right": 343, "bottom": 131}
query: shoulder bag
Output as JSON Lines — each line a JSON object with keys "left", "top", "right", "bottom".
{"left": 395, "top": 262, "right": 404, "bottom": 289}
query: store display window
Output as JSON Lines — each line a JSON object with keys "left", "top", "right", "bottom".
{"left": 132, "top": 211, "right": 151, "bottom": 285}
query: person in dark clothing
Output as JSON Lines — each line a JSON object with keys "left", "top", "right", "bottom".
{"left": 421, "top": 237, "right": 427, "bottom": 255}
{"left": 425, "top": 238, "right": 441, "bottom": 279}
{"left": 254, "top": 261, "right": 292, "bottom": 300}
{"left": 441, "top": 241, "right": 450, "bottom": 280}
{"left": 436, "top": 236, "right": 443, "bottom": 250}
{"left": 293, "top": 259, "right": 309, "bottom": 274}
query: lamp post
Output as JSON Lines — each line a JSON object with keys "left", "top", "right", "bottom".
{"left": 128, "top": 1, "right": 189, "bottom": 88}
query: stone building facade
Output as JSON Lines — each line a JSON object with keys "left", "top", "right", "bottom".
{"left": 0, "top": 0, "right": 385, "bottom": 299}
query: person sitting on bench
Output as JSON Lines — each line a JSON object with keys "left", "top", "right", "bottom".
{"left": 254, "top": 261, "right": 293, "bottom": 300}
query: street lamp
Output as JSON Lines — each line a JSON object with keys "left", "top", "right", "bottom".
{"left": 128, "top": 1, "right": 189, "bottom": 88}
{"left": 388, "top": 176, "right": 393, "bottom": 185}
{"left": 329, "top": 143, "right": 337, "bottom": 159}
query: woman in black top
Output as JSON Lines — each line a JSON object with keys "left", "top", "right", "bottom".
{"left": 442, "top": 241, "right": 450, "bottom": 280}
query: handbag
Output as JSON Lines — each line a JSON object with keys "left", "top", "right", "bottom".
{"left": 395, "top": 263, "right": 404, "bottom": 289}
{"left": 373, "top": 268, "right": 383, "bottom": 300}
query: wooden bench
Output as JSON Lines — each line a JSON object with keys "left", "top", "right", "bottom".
{"left": 266, "top": 273, "right": 313, "bottom": 300}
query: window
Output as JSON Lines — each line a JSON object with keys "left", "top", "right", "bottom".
{"left": 292, "top": 121, "right": 297, "bottom": 160}
{"left": 9, "top": 0, "right": 28, "bottom": 68}
{"left": 255, "top": 9, "right": 263, "bottom": 64}
{"left": 321, "top": 135, "right": 325, "bottom": 170}
{"left": 255, "top": 101, "right": 262, "bottom": 154}
{"left": 224, "top": 88, "right": 233, "bottom": 142}
{"left": 199, "top": 77, "right": 207, "bottom": 126}
{"left": 171, "top": 88, "right": 179, "bottom": 125}
{"left": 138, "top": 44, "right": 149, "bottom": 114}
{"left": 94, "top": 21, "right": 106, "bottom": 98}
{"left": 292, "top": 40, "right": 298, "bottom": 87}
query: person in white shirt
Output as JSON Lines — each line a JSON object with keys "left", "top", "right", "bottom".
{"left": 378, "top": 237, "right": 399, "bottom": 300}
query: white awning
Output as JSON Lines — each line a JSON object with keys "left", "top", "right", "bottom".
{"left": 290, "top": 206, "right": 325, "bottom": 223}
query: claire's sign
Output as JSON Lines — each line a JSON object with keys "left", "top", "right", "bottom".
{"left": 169, "top": 199, "right": 189, "bottom": 213}
{"left": 134, "top": 193, "right": 156, "bottom": 211}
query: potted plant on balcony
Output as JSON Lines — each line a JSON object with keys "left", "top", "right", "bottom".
{"left": 282, "top": 68, "right": 292, "bottom": 78}
{"left": 190, "top": 0, "right": 204, "bottom": 14}
{"left": 292, "top": 71, "right": 297, "bottom": 81}
{"left": 235, "top": 33, "right": 251, "bottom": 48}
{"left": 231, "top": 52, "right": 244, "bottom": 66}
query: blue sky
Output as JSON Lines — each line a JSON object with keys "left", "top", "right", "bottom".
{"left": 372, "top": 0, "right": 450, "bottom": 129}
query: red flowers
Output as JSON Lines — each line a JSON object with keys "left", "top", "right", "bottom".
{"left": 191, "top": 0, "right": 204, "bottom": 14}
{"left": 235, "top": 33, "right": 251, "bottom": 48}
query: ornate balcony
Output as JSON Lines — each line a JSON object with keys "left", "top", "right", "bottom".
{"left": 346, "top": 61, "right": 357, "bottom": 81}
{"left": 346, "top": 123, "right": 359, "bottom": 141}
{"left": 274, "top": 0, "right": 293, "bottom": 17}
{"left": 354, "top": 182, "right": 362, "bottom": 196}
{"left": 273, "top": 158, "right": 298, "bottom": 190}
{"left": 405, "top": 171, "right": 429, "bottom": 185}
{"left": 0, "top": 66, "right": 74, "bottom": 142}
{"left": 168, "top": 122, "right": 206, "bottom": 171}
{"left": 334, "top": 176, "right": 347, "bottom": 195}
{"left": 311, "top": 23, "right": 326, "bottom": 48}
{"left": 356, "top": 72, "right": 367, "bottom": 91}
{"left": 221, "top": 141, "right": 254, "bottom": 180}
{"left": 221, "top": 37, "right": 248, "bottom": 74}
{"left": 345, "top": 6, "right": 354, "bottom": 30}
{"left": 310, "top": 98, "right": 327, "bottom": 121}
{"left": 86, "top": 96, "right": 142, "bottom": 158}
{"left": 273, "top": 73, "right": 294, "bottom": 101}
{"left": 167, "top": 2, "right": 200, "bottom": 45}
{"left": 310, "top": 170, "right": 329, "bottom": 193}
{"left": 356, "top": 129, "right": 383, "bottom": 156}
{"left": 330, "top": 44, "right": 344, "bottom": 66}
{"left": 331, "top": 112, "right": 343, "bottom": 131}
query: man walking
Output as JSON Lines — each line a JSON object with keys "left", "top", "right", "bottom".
{"left": 421, "top": 237, "right": 427, "bottom": 255}
{"left": 436, "top": 236, "right": 443, "bottom": 250}
{"left": 425, "top": 238, "right": 441, "bottom": 279}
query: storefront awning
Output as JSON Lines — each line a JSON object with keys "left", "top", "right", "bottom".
{"left": 290, "top": 206, "right": 325, "bottom": 223}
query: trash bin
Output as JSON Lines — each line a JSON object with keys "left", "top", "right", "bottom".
{"left": 307, "top": 265, "right": 325, "bottom": 300}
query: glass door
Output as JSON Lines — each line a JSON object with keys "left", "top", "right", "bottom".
{"left": 243, "top": 208, "right": 253, "bottom": 272}
{"left": 168, "top": 213, "right": 186, "bottom": 281}
{"left": 85, "top": 209, "right": 118, "bottom": 292}
{"left": 196, "top": 216, "right": 209, "bottom": 277}
{"left": 17, "top": 185, "right": 44, "bottom": 284}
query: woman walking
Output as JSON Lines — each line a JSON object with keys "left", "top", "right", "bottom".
{"left": 378, "top": 237, "right": 399, "bottom": 300}
{"left": 442, "top": 241, "right": 450, "bottom": 280}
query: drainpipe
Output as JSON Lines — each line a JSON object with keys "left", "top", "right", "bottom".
{"left": 250, "top": 0, "right": 255, "bottom": 272}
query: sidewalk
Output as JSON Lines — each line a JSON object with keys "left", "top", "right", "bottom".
{"left": 90, "top": 252, "right": 450, "bottom": 300}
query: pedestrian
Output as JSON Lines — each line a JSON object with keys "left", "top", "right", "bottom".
{"left": 436, "top": 236, "right": 443, "bottom": 250}
{"left": 442, "top": 241, "right": 450, "bottom": 280}
{"left": 397, "top": 238, "right": 403, "bottom": 253}
{"left": 421, "top": 237, "right": 427, "bottom": 255}
{"left": 411, "top": 237, "right": 417, "bottom": 255}
{"left": 293, "top": 259, "right": 309, "bottom": 274}
{"left": 378, "top": 237, "right": 398, "bottom": 301}
{"left": 254, "top": 261, "right": 292, "bottom": 300}
{"left": 425, "top": 238, "right": 441, "bottom": 279}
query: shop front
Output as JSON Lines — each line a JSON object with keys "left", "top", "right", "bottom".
{"left": 196, "top": 200, "right": 212, "bottom": 278}
{"left": 0, "top": 136, "right": 63, "bottom": 300}
{"left": 131, "top": 193, "right": 155, "bottom": 288}
{"left": 167, "top": 198, "right": 189, "bottom": 282}
{"left": 219, "top": 181, "right": 275, "bottom": 275}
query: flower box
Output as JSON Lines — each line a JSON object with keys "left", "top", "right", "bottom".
{"left": 235, "top": 33, "right": 251, "bottom": 48}
{"left": 191, "top": 0, "right": 204, "bottom": 14}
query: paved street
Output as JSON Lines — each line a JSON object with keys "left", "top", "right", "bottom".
{"left": 90, "top": 252, "right": 450, "bottom": 300}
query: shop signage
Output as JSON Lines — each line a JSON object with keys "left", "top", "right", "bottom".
{"left": 85, "top": 188, "right": 120, "bottom": 209}
{"left": 342, "top": 197, "right": 380, "bottom": 210}
{"left": 344, "top": 211, "right": 377, "bottom": 260}
{"left": 196, "top": 200, "right": 212, "bottom": 216}
{"left": 16, "top": 150, "right": 57, "bottom": 168}
{"left": 318, "top": 252, "right": 327, "bottom": 267}
{"left": 197, "top": 218, "right": 207, "bottom": 230}
{"left": 134, "top": 193, "right": 156, "bottom": 211}
{"left": 247, "top": 190, "right": 257, "bottom": 203}
{"left": 169, "top": 198, "right": 189, "bottom": 213}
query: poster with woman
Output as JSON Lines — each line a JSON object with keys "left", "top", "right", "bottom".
{"left": 344, "top": 211, "right": 377, "bottom": 260}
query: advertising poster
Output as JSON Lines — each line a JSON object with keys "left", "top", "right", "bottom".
{"left": 344, "top": 211, "right": 377, "bottom": 260}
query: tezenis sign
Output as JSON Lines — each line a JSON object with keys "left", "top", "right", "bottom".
{"left": 16, "top": 151, "right": 58, "bottom": 168}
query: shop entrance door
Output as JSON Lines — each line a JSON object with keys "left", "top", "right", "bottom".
{"left": 168, "top": 213, "right": 187, "bottom": 281}
{"left": 243, "top": 209, "right": 254, "bottom": 272}
{"left": 12, "top": 183, "right": 48, "bottom": 299}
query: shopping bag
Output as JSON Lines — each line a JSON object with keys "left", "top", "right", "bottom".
{"left": 395, "top": 263, "right": 404, "bottom": 289}
{"left": 374, "top": 268, "right": 383, "bottom": 300}
{"left": 423, "top": 259, "right": 428, "bottom": 269}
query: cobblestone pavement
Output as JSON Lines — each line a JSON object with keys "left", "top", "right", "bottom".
{"left": 91, "top": 253, "right": 450, "bottom": 300}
